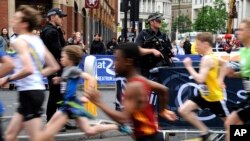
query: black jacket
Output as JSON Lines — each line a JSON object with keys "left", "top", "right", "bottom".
{"left": 183, "top": 41, "right": 191, "bottom": 54}
{"left": 40, "top": 23, "right": 66, "bottom": 76}
{"left": 135, "top": 28, "right": 173, "bottom": 77}
{"left": 40, "top": 23, "right": 66, "bottom": 61}
{"left": 90, "top": 40, "right": 105, "bottom": 55}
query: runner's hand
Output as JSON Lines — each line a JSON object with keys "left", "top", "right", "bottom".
{"left": 0, "top": 77, "right": 9, "bottom": 87}
{"left": 159, "top": 109, "right": 177, "bottom": 121}
{"left": 183, "top": 57, "right": 192, "bottom": 68}
{"left": 52, "top": 76, "right": 61, "bottom": 84}
{"left": 85, "top": 89, "right": 102, "bottom": 105}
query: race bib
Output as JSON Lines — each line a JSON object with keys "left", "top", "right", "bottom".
{"left": 243, "top": 78, "right": 250, "bottom": 92}
{"left": 199, "top": 84, "right": 209, "bottom": 96}
{"left": 60, "top": 81, "right": 67, "bottom": 94}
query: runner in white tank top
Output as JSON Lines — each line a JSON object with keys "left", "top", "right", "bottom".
{"left": 0, "top": 5, "right": 59, "bottom": 141}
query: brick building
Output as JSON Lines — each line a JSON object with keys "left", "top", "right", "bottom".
{"left": 0, "top": 0, "right": 118, "bottom": 47}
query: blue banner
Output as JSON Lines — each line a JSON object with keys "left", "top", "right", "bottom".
{"left": 156, "top": 64, "right": 247, "bottom": 129}
{"left": 95, "top": 55, "right": 116, "bottom": 85}
{"left": 80, "top": 55, "right": 203, "bottom": 85}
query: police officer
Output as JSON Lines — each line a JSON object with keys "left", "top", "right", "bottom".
{"left": 136, "top": 12, "right": 173, "bottom": 78}
{"left": 40, "top": 8, "right": 76, "bottom": 131}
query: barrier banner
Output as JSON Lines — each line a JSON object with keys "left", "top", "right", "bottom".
{"left": 95, "top": 55, "right": 116, "bottom": 84}
{"left": 156, "top": 65, "right": 247, "bottom": 129}
{"left": 80, "top": 55, "right": 203, "bottom": 85}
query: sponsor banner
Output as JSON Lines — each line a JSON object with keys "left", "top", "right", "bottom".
{"left": 174, "top": 52, "right": 240, "bottom": 62}
{"left": 95, "top": 55, "right": 116, "bottom": 85}
{"left": 156, "top": 64, "right": 247, "bottom": 129}
{"left": 173, "top": 55, "right": 201, "bottom": 61}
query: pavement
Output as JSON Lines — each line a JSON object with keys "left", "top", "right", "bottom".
{"left": 0, "top": 88, "right": 225, "bottom": 141}
{"left": 0, "top": 88, "right": 134, "bottom": 141}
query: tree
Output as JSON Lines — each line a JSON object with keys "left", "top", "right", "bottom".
{"left": 193, "top": 0, "right": 227, "bottom": 33}
{"left": 172, "top": 15, "right": 192, "bottom": 33}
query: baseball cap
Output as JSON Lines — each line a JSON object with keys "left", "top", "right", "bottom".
{"left": 47, "top": 8, "right": 67, "bottom": 17}
{"left": 147, "top": 13, "right": 164, "bottom": 21}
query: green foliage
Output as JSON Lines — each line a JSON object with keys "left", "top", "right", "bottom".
{"left": 172, "top": 15, "right": 192, "bottom": 33}
{"left": 193, "top": 0, "right": 227, "bottom": 33}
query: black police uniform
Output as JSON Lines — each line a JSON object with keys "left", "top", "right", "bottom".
{"left": 135, "top": 28, "right": 173, "bottom": 78}
{"left": 40, "top": 22, "right": 66, "bottom": 122}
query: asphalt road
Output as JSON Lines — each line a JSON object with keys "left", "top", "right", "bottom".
{"left": 0, "top": 89, "right": 220, "bottom": 141}
{"left": 0, "top": 88, "right": 134, "bottom": 141}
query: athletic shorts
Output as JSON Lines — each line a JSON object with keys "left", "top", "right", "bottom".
{"left": 190, "top": 94, "right": 230, "bottom": 117}
{"left": 18, "top": 90, "right": 45, "bottom": 121}
{"left": 237, "top": 96, "right": 250, "bottom": 123}
{"left": 136, "top": 132, "right": 164, "bottom": 141}
{"left": 58, "top": 98, "right": 94, "bottom": 119}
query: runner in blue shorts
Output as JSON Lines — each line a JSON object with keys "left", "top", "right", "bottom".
{"left": 0, "top": 51, "right": 14, "bottom": 141}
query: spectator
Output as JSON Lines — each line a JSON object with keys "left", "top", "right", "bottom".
{"left": 183, "top": 37, "right": 191, "bottom": 54}
{"left": 0, "top": 36, "right": 7, "bottom": 52}
{"left": 171, "top": 40, "right": 178, "bottom": 55}
{"left": 40, "top": 7, "right": 76, "bottom": 131}
{"left": 90, "top": 33, "right": 106, "bottom": 55}
{"left": 213, "top": 36, "right": 223, "bottom": 52}
{"left": 1, "top": 28, "right": 10, "bottom": 48}
{"left": 72, "top": 32, "right": 86, "bottom": 54}
{"left": 67, "top": 32, "right": 75, "bottom": 45}
{"left": 106, "top": 37, "right": 118, "bottom": 55}
{"left": 176, "top": 40, "right": 185, "bottom": 55}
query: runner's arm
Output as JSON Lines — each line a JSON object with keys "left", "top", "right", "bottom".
{"left": 0, "top": 55, "right": 14, "bottom": 77}
{"left": 184, "top": 56, "right": 212, "bottom": 83}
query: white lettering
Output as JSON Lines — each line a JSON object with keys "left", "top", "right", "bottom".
{"left": 97, "top": 58, "right": 115, "bottom": 75}
{"left": 97, "top": 76, "right": 115, "bottom": 81}
{"left": 234, "top": 129, "right": 247, "bottom": 136}
{"left": 97, "top": 61, "right": 106, "bottom": 69}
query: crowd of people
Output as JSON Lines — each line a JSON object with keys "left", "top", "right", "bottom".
{"left": 0, "top": 4, "right": 249, "bottom": 141}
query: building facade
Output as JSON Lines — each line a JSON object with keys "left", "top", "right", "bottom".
{"left": 235, "top": 0, "right": 250, "bottom": 30}
{"left": 119, "top": 0, "right": 172, "bottom": 38}
{"left": 192, "top": 0, "right": 250, "bottom": 33}
{"left": 0, "top": 0, "right": 118, "bottom": 48}
{"left": 172, "top": 0, "right": 192, "bottom": 22}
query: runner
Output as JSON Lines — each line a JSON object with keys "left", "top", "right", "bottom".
{"left": 0, "top": 5, "right": 60, "bottom": 141}
{"left": 0, "top": 51, "right": 14, "bottom": 141}
{"left": 178, "top": 32, "right": 230, "bottom": 141}
{"left": 86, "top": 42, "right": 176, "bottom": 141}
{"left": 224, "top": 18, "right": 250, "bottom": 141}
{"left": 35, "top": 45, "right": 131, "bottom": 141}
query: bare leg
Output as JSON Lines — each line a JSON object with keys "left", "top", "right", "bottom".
{"left": 46, "top": 110, "right": 65, "bottom": 127}
{"left": 4, "top": 113, "right": 24, "bottom": 141}
{"left": 24, "top": 117, "right": 43, "bottom": 141}
{"left": 224, "top": 111, "right": 243, "bottom": 141}
{"left": 178, "top": 100, "right": 209, "bottom": 134}
{"left": 76, "top": 117, "right": 118, "bottom": 136}
{"left": 36, "top": 111, "right": 68, "bottom": 141}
